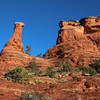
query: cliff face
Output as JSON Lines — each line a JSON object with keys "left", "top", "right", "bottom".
{"left": 45, "top": 16, "right": 100, "bottom": 67}
{"left": 80, "top": 16, "right": 100, "bottom": 50}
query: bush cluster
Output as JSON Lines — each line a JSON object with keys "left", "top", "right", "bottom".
{"left": 45, "top": 67, "right": 56, "bottom": 78}
{"left": 79, "top": 66, "right": 97, "bottom": 75}
{"left": 61, "top": 64, "right": 72, "bottom": 72}
{"left": 90, "top": 59, "right": 100, "bottom": 73}
{"left": 20, "top": 92, "right": 51, "bottom": 100}
{"left": 4, "top": 66, "right": 29, "bottom": 83}
{"left": 44, "top": 64, "right": 73, "bottom": 78}
{"left": 4, "top": 59, "right": 100, "bottom": 84}
{"left": 4, "top": 61, "right": 40, "bottom": 83}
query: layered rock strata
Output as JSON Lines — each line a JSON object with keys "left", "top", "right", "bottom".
{"left": 0, "top": 16, "right": 100, "bottom": 71}
{"left": 0, "top": 22, "right": 52, "bottom": 71}
{"left": 45, "top": 16, "right": 100, "bottom": 67}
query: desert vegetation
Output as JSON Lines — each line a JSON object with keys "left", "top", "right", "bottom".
{"left": 20, "top": 92, "right": 51, "bottom": 100}
{"left": 90, "top": 59, "right": 100, "bottom": 73}
{"left": 4, "top": 66, "right": 30, "bottom": 84}
{"left": 4, "top": 59, "right": 100, "bottom": 85}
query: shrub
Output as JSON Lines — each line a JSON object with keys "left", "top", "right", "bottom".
{"left": 34, "top": 80, "right": 45, "bottom": 85}
{"left": 73, "top": 68, "right": 81, "bottom": 73}
{"left": 72, "top": 76, "right": 80, "bottom": 80}
{"left": 90, "top": 59, "right": 100, "bottom": 73}
{"left": 37, "top": 53, "right": 43, "bottom": 58}
{"left": 4, "top": 66, "right": 29, "bottom": 83}
{"left": 79, "top": 67, "right": 97, "bottom": 75}
{"left": 25, "top": 45, "right": 32, "bottom": 54}
{"left": 62, "top": 64, "right": 72, "bottom": 72}
{"left": 54, "top": 63, "right": 73, "bottom": 74}
{"left": 47, "top": 55, "right": 53, "bottom": 59}
{"left": 55, "top": 61, "right": 63, "bottom": 67}
{"left": 45, "top": 67, "right": 56, "bottom": 78}
{"left": 27, "top": 62, "right": 40, "bottom": 75}
{"left": 57, "top": 45, "right": 65, "bottom": 55}
{"left": 20, "top": 92, "right": 51, "bottom": 100}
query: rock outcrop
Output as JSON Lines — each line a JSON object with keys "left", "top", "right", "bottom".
{"left": 0, "top": 22, "right": 52, "bottom": 71}
{"left": 0, "top": 22, "right": 32, "bottom": 71}
{"left": 5, "top": 22, "right": 25, "bottom": 52}
{"left": 0, "top": 16, "right": 100, "bottom": 100}
{"left": 0, "top": 16, "right": 100, "bottom": 71}
{"left": 45, "top": 16, "right": 100, "bottom": 67}
{"left": 80, "top": 16, "right": 100, "bottom": 50}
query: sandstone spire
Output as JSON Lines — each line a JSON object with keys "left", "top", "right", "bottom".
{"left": 0, "top": 22, "right": 27, "bottom": 70}
{"left": 5, "top": 22, "right": 24, "bottom": 52}
{"left": 0, "top": 22, "right": 52, "bottom": 71}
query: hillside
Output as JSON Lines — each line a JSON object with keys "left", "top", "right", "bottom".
{"left": 0, "top": 16, "right": 100, "bottom": 100}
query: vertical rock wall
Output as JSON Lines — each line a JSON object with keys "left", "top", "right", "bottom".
{"left": 45, "top": 16, "right": 100, "bottom": 67}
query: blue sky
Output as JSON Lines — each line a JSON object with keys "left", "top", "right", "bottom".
{"left": 0, "top": 0, "right": 99, "bottom": 56}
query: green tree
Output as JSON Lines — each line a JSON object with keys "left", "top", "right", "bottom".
{"left": 25, "top": 45, "right": 32, "bottom": 54}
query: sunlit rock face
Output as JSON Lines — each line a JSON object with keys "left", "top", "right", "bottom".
{"left": 3, "top": 22, "right": 24, "bottom": 52}
{"left": 80, "top": 16, "right": 100, "bottom": 51}
{"left": 45, "top": 16, "right": 100, "bottom": 67}
{"left": 0, "top": 22, "right": 52, "bottom": 71}
{"left": 0, "top": 22, "right": 32, "bottom": 71}
{"left": 56, "top": 20, "right": 85, "bottom": 44}
{"left": 0, "top": 16, "right": 100, "bottom": 71}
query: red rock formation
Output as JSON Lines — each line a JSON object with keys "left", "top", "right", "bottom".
{"left": 0, "top": 22, "right": 32, "bottom": 70}
{"left": 0, "top": 16, "right": 100, "bottom": 71}
{"left": 80, "top": 16, "right": 100, "bottom": 50}
{"left": 45, "top": 16, "right": 100, "bottom": 67}
{"left": 57, "top": 20, "right": 84, "bottom": 44}
{"left": 6, "top": 22, "right": 24, "bottom": 52}
{"left": 0, "top": 17, "right": 100, "bottom": 100}
{"left": 0, "top": 22, "right": 52, "bottom": 71}
{"left": 1, "top": 22, "right": 25, "bottom": 55}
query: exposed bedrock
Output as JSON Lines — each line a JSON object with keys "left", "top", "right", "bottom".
{"left": 45, "top": 16, "right": 100, "bottom": 67}
{"left": 0, "top": 22, "right": 52, "bottom": 71}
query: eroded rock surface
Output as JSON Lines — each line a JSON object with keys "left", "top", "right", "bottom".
{"left": 0, "top": 16, "right": 100, "bottom": 100}
{"left": 0, "top": 16, "right": 100, "bottom": 71}
{"left": 45, "top": 16, "right": 100, "bottom": 67}
{"left": 0, "top": 22, "right": 52, "bottom": 71}
{"left": 80, "top": 16, "right": 100, "bottom": 50}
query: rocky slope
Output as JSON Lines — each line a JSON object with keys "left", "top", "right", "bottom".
{"left": 0, "top": 16, "right": 99, "bottom": 100}
{"left": 0, "top": 74, "right": 100, "bottom": 100}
